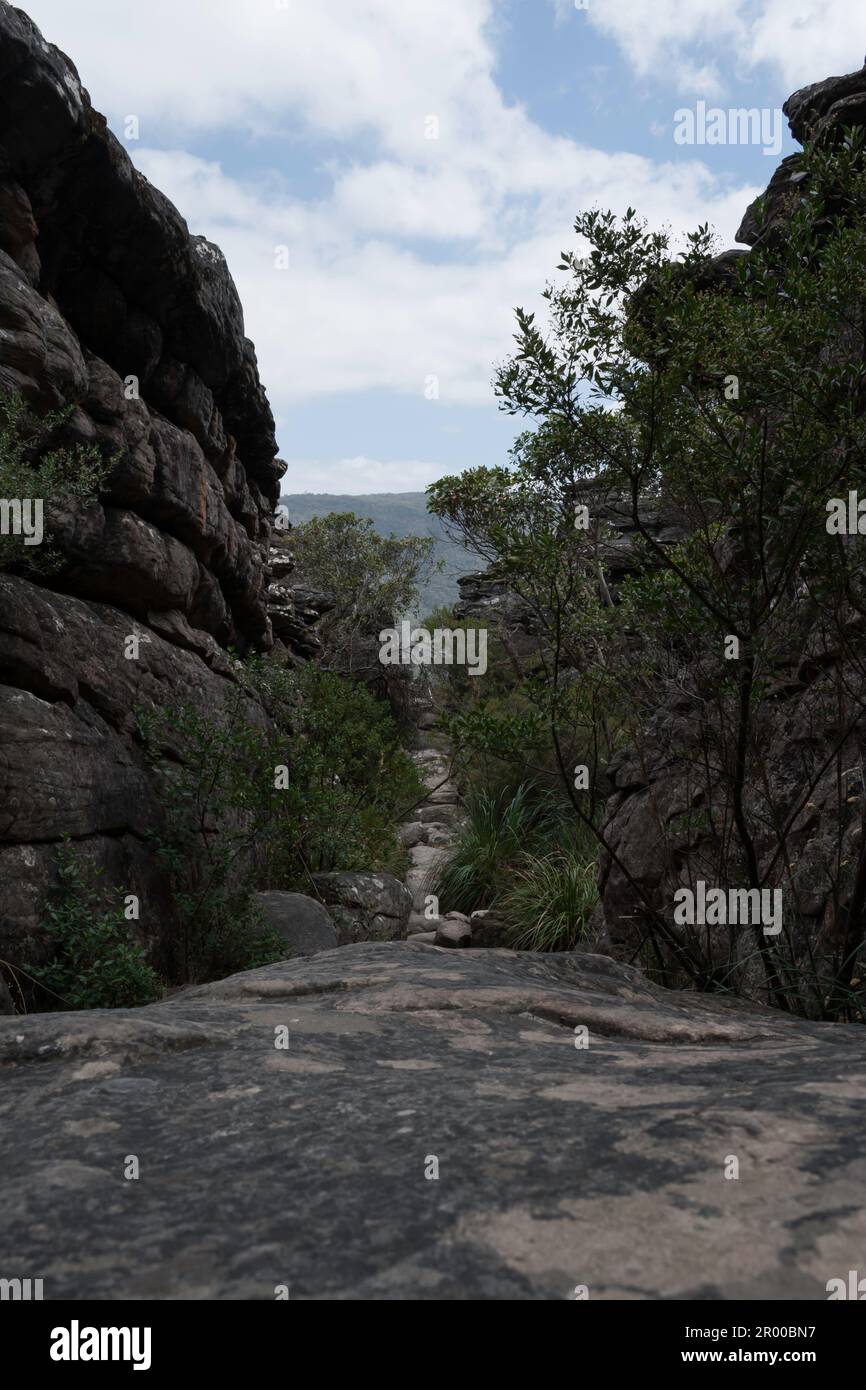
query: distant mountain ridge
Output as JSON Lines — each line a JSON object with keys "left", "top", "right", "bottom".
{"left": 280, "top": 492, "right": 482, "bottom": 614}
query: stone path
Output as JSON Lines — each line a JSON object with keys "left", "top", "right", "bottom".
{"left": 399, "top": 717, "right": 463, "bottom": 937}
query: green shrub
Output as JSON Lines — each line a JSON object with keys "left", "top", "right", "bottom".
{"left": 27, "top": 843, "right": 161, "bottom": 1010}
{"left": 499, "top": 846, "right": 598, "bottom": 951}
{"left": 286, "top": 512, "right": 437, "bottom": 674}
{"left": 432, "top": 781, "right": 571, "bottom": 914}
{"left": 0, "top": 390, "right": 108, "bottom": 574}
{"left": 139, "top": 657, "right": 423, "bottom": 983}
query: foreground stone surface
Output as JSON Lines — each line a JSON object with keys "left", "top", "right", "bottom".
{"left": 2, "top": 943, "right": 865, "bottom": 1300}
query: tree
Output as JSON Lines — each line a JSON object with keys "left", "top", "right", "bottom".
{"left": 288, "top": 512, "right": 438, "bottom": 676}
{"left": 429, "top": 132, "right": 866, "bottom": 1017}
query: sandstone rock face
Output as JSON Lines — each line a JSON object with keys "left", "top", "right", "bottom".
{"left": 784, "top": 69, "right": 866, "bottom": 145}
{"left": 596, "top": 72, "right": 866, "bottom": 979}
{"left": 255, "top": 892, "right": 338, "bottom": 957}
{"left": 266, "top": 538, "right": 336, "bottom": 663}
{"left": 736, "top": 153, "right": 806, "bottom": 247}
{"left": 2, "top": 941, "right": 865, "bottom": 1299}
{"left": 0, "top": 573, "right": 268, "bottom": 969}
{"left": 311, "top": 872, "right": 413, "bottom": 944}
{"left": 733, "top": 70, "right": 866, "bottom": 249}
{"left": 0, "top": 8, "right": 285, "bottom": 970}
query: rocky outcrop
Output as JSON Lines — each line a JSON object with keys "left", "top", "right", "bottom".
{"left": 597, "top": 69, "right": 866, "bottom": 980}
{"left": 311, "top": 871, "right": 413, "bottom": 944}
{"left": 784, "top": 69, "right": 866, "bottom": 146}
{"left": 266, "top": 539, "right": 335, "bottom": 663}
{"left": 3, "top": 940, "right": 865, "bottom": 1298}
{"left": 736, "top": 153, "right": 806, "bottom": 247}
{"left": 735, "top": 68, "right": 866, "bottom": 248}
{"left": 0, "top": 6, "right": 284, "bottom": 972}
{"left": 455, "top": 493, "right": 689, "bottom": 642}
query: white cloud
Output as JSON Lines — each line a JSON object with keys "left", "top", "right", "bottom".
{"left": 280, "top": 455, "right": 452, "bottom": 495}
{"left": 746, "top": 0, "right": 866, "bottom": 92}
{"left": 20, "top": 0, "right": 764, "bottom": 490}
{"left": 580, "top": 0, "right": 865, "bottom": 97}
{"left": 20, "top": 0, "right": 498, "bottom": 149}
{"left": 136, "top": 145, "right": 757, "bottom": 409}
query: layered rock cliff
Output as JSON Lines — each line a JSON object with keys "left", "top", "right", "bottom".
{"left": 597, "top": 70, "right": 866, "bottom": 973}
{"left": 0, "top": 6, "right": 284, "bottom": 977}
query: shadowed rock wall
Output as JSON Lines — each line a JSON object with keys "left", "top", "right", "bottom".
{"left": 0, "top": 5, "right": 285, "bottom": 971}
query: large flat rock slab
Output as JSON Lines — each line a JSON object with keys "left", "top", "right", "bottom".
{"left": 2, "top": 943, "right": 865, "bottom": 1300}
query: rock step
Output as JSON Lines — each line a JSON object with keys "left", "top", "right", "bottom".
{"left": 399, "top": 821, "right": 458, "bottom": 849}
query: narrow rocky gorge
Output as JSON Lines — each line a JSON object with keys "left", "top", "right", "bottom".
{"left": 1, "top": 3, "right": 866, "bottom": 1305}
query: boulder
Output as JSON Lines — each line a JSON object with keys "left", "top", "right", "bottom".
{"left": 311, "top": 872, "right": 412, "bottom": 944}
{"left": 434, "top": 917, "right": 472, "bottom": 948}
{"left": 425, "top": 824, "right": 454, "bottom": 847}
{"left": 398, "top": 822, "right": 427, "bottom": 848}
{"left": 255, "top": 892, "right": 338, "bottom": 957}
{"left": 406, "top": 912, "right": 436, "bottom": 935}
{"left": 470, "top": 909, "right": 511, "bottom": 948}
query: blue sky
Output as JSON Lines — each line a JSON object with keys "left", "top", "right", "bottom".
{"left": 19, "top": 0, "right": 865, "bottom": 492}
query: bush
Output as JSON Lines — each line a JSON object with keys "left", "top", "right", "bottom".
{"left": 432, "top": 781, "right": 571, "bottom": 915}
{"left": 0, "top": 390, "right": 108, "bottom": 574}
{"left": 499, "top": 846, "right": 598, "bottom": 951}
{"left": 286, "top": 512, "right": 438, "bottom": 674}
{"left": 27, "top": 843, "right": 161, "bottom": 1010}
{"left": 139, "top": 657, "right": 424, "bottom": 983}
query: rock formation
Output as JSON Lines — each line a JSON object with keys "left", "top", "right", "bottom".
{"left": 266, "top": 535, "right": 336, "bottom": 664}
{"left": 0, "top": 4, "right": 283, "bottom": 974}
{"left": 455, "top": 492, "right": 689, "bottom": 647}
{"left": 597, "top": 70, "right": 866, "bottom": 972}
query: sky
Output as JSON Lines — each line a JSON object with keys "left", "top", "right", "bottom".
{"left": 17, "top": 0, "right": 866, "bottom": 493}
